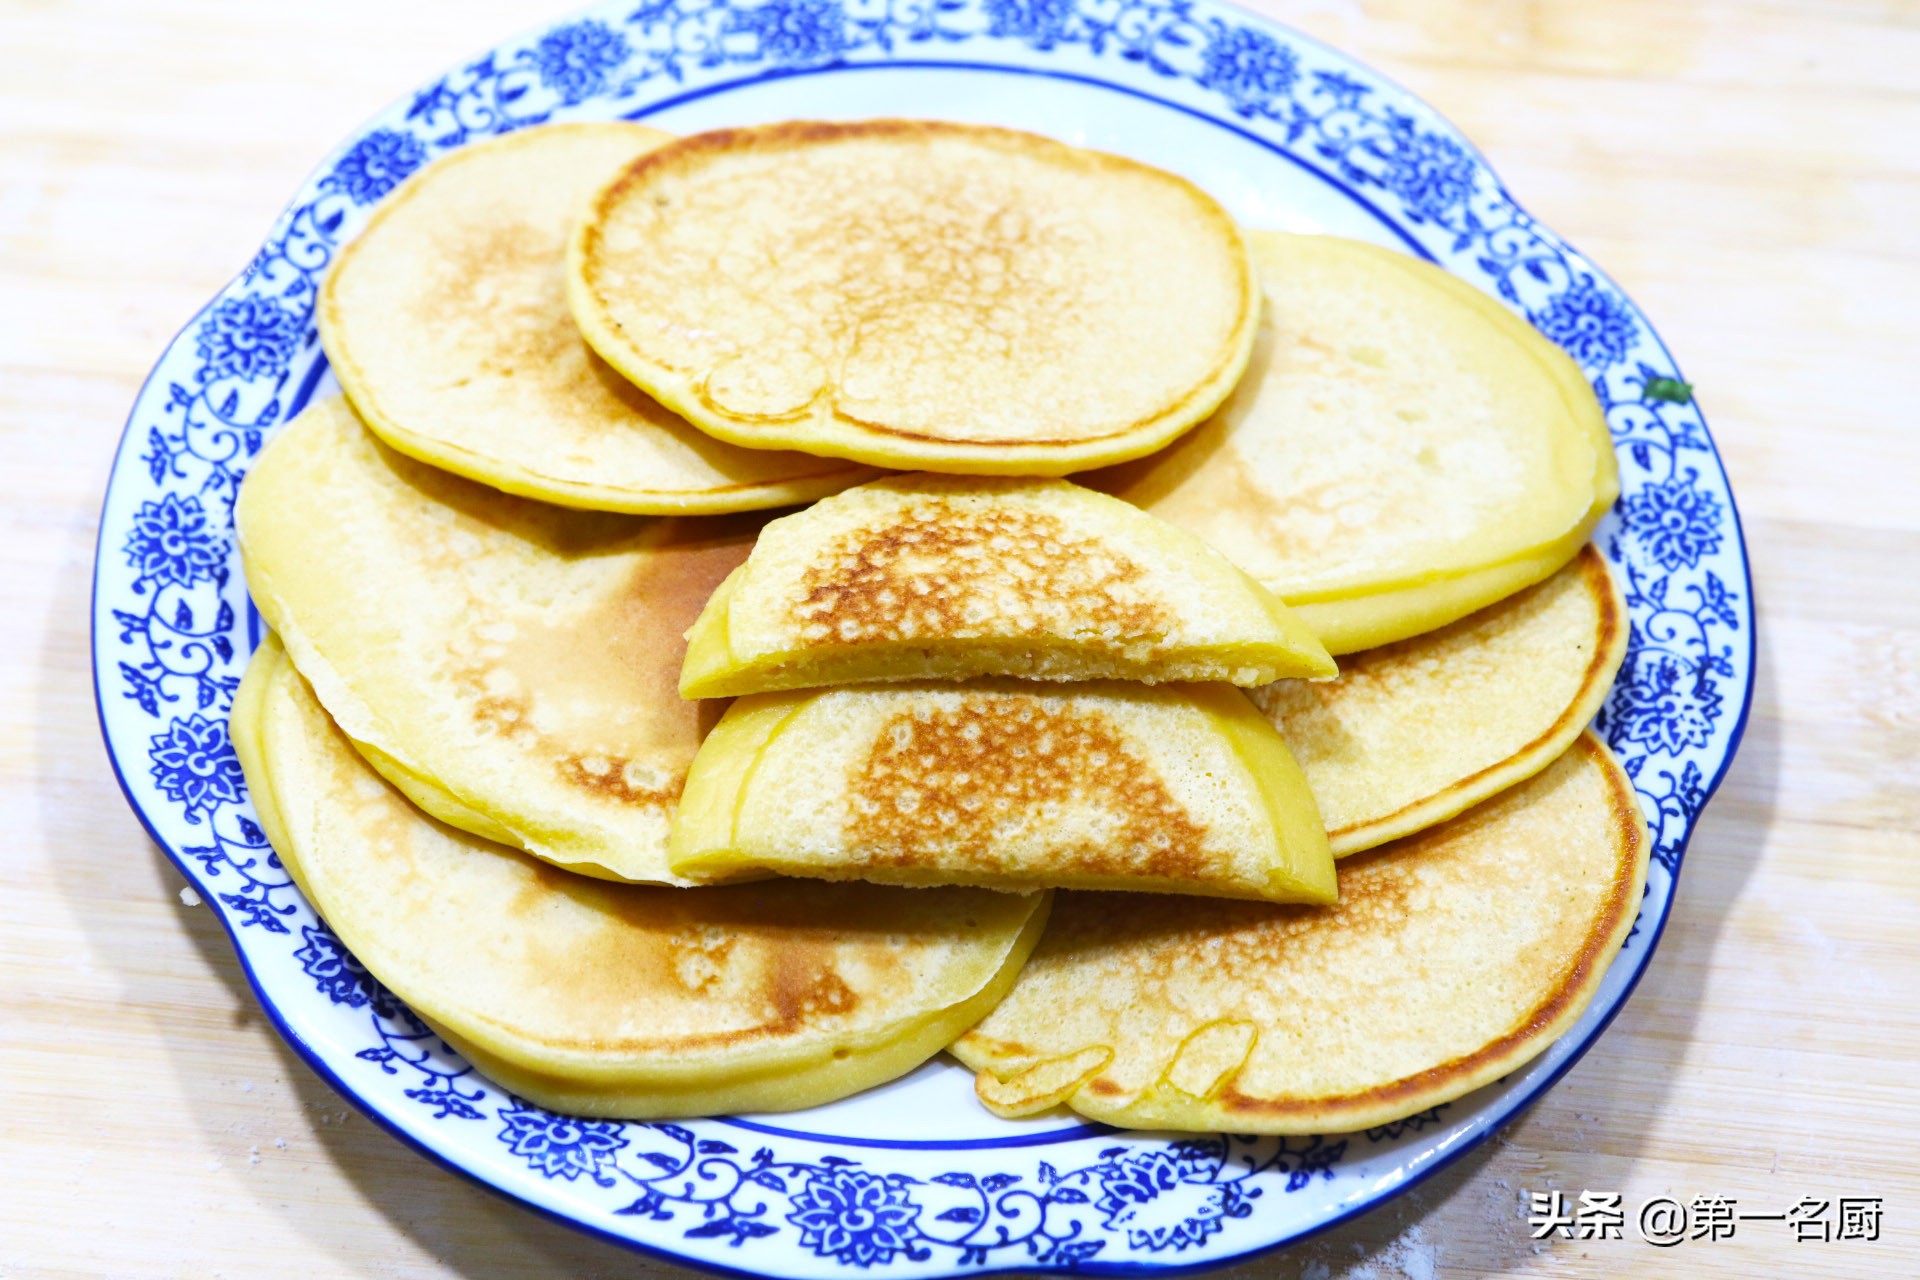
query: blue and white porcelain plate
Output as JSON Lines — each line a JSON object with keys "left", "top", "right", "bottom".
{"left": 93, "top": 3, "right": 1753, "bottom": 1275}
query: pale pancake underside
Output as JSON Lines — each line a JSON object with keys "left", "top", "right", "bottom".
{"left": 1256, "top": 545, "right": 1627, "bottom": 856}
{"left": 952, "top": 734, "right": 1648, "bottom": 1134}
{"left": 1088, "top": 232, "right": 1612, "bottom": 616}
{"left": 231, "top": 636, "right": 1048, "bottom": 1118}
{"left": 319, "top": 122, "right": 869, "bottom": 513}
{"left": 681, "top": 473, "right": 1333, "bottom": 697}
{"left": 669, "top": 680, "right": 1336, "bottom": 903}
{"left": 235, "top": 397, "right": 756, "bottom": 883}
{"left": 569, "top": 120, "right": 1259, "bottom": 474}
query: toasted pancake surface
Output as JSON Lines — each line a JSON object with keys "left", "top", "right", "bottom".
{"left": 1089, "top": 233, "right": 1611, "bottom": 605}
{"left": 1258, "top": 546, "right": 1626, "bottom": 855}
{"left": 568, "top": 120, "right": 1258, "bottom": 474}
{"left": 231, "top": 636, "right": 1047, "bottom": 1118}
{"left": 235, "top": 397, "right": 755, "bottom": 883}
{"left": 670, "top": 680, "right": 1335, "bottom": 903}
{"left": 952, "top": 734, "right": 1647, "bottom": 1133}
{"left": 680, "top": 474, "right": 1333, "bottom": 697}
{"left": 319, "top": 123, "right": 869, "bottom": 513}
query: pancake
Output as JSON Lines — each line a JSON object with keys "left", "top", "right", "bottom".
{"left": 670, "top": 680, "right": 1336, "bottom": 904}
{"left": 568, "top": 120, "right": 1258, "bottom": 475}
{"left": 318, "top": 122, "right": 870, "bottom": 513}
{"left": 952, "top": 733, "right": 1648, "bottom": 1133}
{"left": 679, "top": 474, "right": 1335, "bottom": 698}
{"left": 1088, "top": 233, "right": 1616, "bottom": 642}
{"left": 231, "top": 636, "right": 1048, "bottom": 1118}
{"left": 1257, "top": 545, "right": 1626, "bottom": 856}
{"left": 235, "top": 396, "right": 752, "bottom": 883}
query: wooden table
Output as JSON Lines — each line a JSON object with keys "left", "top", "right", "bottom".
{"left": 4, "top": 1, "right": 1915, "bottom": 1275}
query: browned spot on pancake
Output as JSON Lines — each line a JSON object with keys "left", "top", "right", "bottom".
{"left": 477, "top": 880, "right": 886, "bottom": 1051}
{"left": 468, "top": 690, "right": 533, "bottom": 740}
{"left": 733, "top": 936, "right": 871, "bottom": 1036}
{"left": 555, "top": 753, "right": 686, "bottom": 809}
{"left": 403, "top": 210, "right": 718, "bottom": 432}
{"left": 795, "top": 503, "right": 1172, "bottom": 646}
{"left": 667, "top": 925, "right": 737, "bottom": 993}
{"left": 772, "top": 961, "right": 860, "bottom": 1024}
{"left": 553, "top": 517, "right": 755, "bottom": 771}
{"left": 846, "top": 695, "right": 1212, "bottom": 880}
{"left": 602, "top": 514, "right": 761, "bottom": 707}
{"left": 413, "top": 221, "right": 574, "bottom": 371}
{"left": 448, "top": 516, "right": 761, "bottom": 805}
{"left": 457, "top": 875, "right": 1022, "bottom": 1056}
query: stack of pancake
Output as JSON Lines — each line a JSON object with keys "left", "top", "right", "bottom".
{"left": 231, "top": 119, "right": 1647, "bottom": 1132}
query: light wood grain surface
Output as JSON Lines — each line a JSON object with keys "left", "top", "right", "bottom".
{"left": 4, "top": 1, "right": 1916, "bottom": 1276}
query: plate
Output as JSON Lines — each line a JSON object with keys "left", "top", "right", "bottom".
{"left": 92, "top": 2, "right": 1754, "bottom": 1274}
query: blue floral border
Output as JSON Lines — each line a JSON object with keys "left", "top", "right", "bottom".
{"left": 94, "top": 2, "right": 1751, "bottom": 1275}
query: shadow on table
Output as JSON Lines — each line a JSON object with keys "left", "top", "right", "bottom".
{"left": 43, "top": 526, "right": 1782, "bottom": 1278}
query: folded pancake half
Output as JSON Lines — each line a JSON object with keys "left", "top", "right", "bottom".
{"left": 1258, "top": 545, "right": 1626, "bottom": 856}
{"left": 568, "top": 120, "right": 1258, "bottom": 475}
{"left": 679, "top": 474, "right": 1334, "bottom": 698}
{"left": 670, "top": 680, "right": 1336, "bottom": 904}
{"left": 232, "top": 636, "right": 1048, "bottom": 1118}
{"left": 1089, "top": 233, "right": 1618, "bottom": 651}
{"left": 952, "top": 733, "right": 1648, "bottom": 1133}
{"left": 235, "top": 396, "right": 753, "bottom": 883}
{"left": 319, "top": 123, "right": 870, "bottom": 513}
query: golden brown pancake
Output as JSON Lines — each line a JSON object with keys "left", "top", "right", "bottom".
{"left": 319, "top": 123, "right": 871, "bottom": 513}
{"left": 234, "top": 396, "right": 753, "bottom": 883}
{"left": 568, "top": 120, "right": 1259, "bottom": 475}
{"left": 680, "top": 473, "right": 1334, "bottom": 698}
{"left": 952, "top": 734, "right": 1648, "bottom": 1133}
{"left": 669, "top": 680, "right": 1335, "bottom": 904}
{"left": 1088, "top": 233, "right": 1617, "bottom": 648}
{"left": 231, "top": 635, "right": 1048, "bottom": 1118}
{"left": 1256, "top": 545, "right": 1626, "bottom": 856}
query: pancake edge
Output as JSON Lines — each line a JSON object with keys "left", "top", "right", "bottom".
{"left": 345, "top": 398, "right": 876, "bottom": 514}
{"left": 412, "top": 897, "right": 1051, "bottom": 1118}
{"left": 1289, "top": 491, "right": 1608, "bottom": 655}
{"left": 1324, "top": 544, "right": 1628, "bottom": 857}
